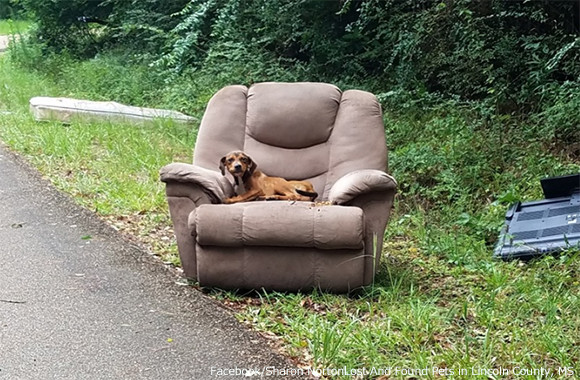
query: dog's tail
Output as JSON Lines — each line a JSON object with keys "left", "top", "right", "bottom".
{"left": 296, "top": 189, "right": 318, "bottom": 200}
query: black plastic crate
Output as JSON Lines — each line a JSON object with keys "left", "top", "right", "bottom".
{"left": 494, "top": 174, "right": 580, "bottom": 260}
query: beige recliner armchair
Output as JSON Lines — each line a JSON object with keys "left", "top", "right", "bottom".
{"left": 160, "top": 82, "right": 397, "bottom": 292}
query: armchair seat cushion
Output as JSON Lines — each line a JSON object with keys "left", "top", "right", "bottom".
{"left": 194, "top": 202, "right": 364, "bottom": 250}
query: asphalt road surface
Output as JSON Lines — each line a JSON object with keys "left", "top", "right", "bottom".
{"left": 0, "top": 144, "right": 307, "bottom": 379}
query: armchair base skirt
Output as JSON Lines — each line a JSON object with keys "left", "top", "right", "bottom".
{"left": 197, "top": 245, "right": 368, "bottom": 293}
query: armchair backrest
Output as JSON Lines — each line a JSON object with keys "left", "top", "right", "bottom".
{"left": 193, "top": 82, "right": 387, "bottom": 199}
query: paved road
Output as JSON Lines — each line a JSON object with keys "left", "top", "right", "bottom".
{"left": 0, "top": 144, "right": 305, "bottom": 379}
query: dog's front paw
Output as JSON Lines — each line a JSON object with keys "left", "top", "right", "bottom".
{"left": 224, "top": 197, "right": 236, "bottom": 204}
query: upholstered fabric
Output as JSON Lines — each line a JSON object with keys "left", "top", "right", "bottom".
{"left": 191, "top": 82, "right": 388, "bottom": 200}
{"left": 196, "top": 246, "right": 366, "bottom": 293}
{"left": 194, "top": 202, "right": 364, "bottom": 249}
{"left": 160, "top": 82, "right": 397, "bottom": 292}
{"left": 328, "top": 169, "right": 397, "bottom": 205}
{"left": 160, "top": 162, "right": 234, "bottom": 203}
{"left": 246, "top": 82, "right": 340, "bottom": 149}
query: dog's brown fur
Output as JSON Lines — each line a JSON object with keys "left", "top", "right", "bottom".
{"left": 219, "top": 151, "right": 318, "bottom": 204}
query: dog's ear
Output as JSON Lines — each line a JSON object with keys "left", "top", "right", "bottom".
{"left": 242, "top": 156, "right": 256, "bottom": 182}
{"left": 247, "top": 157, "right": 256, "bottom": 176}
{"left": 219, "top": 156, "right": 227, "bottom": 176}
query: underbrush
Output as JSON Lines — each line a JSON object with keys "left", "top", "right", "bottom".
{"left": 0, "top": 19, "right": 30, "bottom": 35}
{"left": 1, "top": 43, "right": 579, "bottom": 378}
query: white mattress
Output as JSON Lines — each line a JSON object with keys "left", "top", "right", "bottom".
{"left": 29, "top": 97, "right": 196, "bottom": 125}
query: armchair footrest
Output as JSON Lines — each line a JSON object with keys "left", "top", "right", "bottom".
{"left": 194, "top": 202, "right": 364, "bottom": 250}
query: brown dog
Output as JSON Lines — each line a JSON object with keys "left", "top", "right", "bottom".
{"left": 219, "top": 151, "right": 318, "bottom": 204}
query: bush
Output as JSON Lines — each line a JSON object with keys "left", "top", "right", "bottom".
{"left": 19, "top": 0, "right": 113, "bottom": 56}
{"left": 0, "top": 0, "right": 25, "bottom": 19}
{"left": 19, "top": 0, "right": 190, "bottom": 58}
{"left": 15, "top": 0, "right": 580, "bottom": 116}
{"left": 532, "top": 82, "right": 580, "bottom": 151}
{"left": 154, "top": 0, "right": 580, "bottom": 110}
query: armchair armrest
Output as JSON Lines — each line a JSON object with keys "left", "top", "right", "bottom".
{"left": 328, "top": 169, "right": 397, "bottom": 285}
{"left": 160, "top": 162, "right": 234, "bottom": 203}
{"left": 328, "top": 169, "right": 397, "bottom": 205}
{"left": 160, "top": 162, "right": 235, "bottom": 278}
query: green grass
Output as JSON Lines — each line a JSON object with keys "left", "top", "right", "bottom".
{"left": 0, "top": 19, "right": 31, "bottom": 35}
{"left": 0, "top": 54, "right": 196, "bottom": 265}
{"left": 1, "top": 46, "right": 580, "bottom": 379}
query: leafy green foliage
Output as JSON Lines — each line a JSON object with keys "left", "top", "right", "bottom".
{"left": 532, "top": 82, "right": 580, "bottom": 147}
{"left": 18, "top": 0, "right": 113, "bottom": 56}
{"left": 0, "top": 18, "right": 28, "bottom": 34}
{"left": 152, "top": 0, "right": 580, "bottom": 109}
{"left": 103, "top": 0, "right": 190, "bottom": 52}
{"left": 18, "top": 0, "right": 580, "bottom": 112}
{"left": 0, "top": 0, "right": 25, "bottom": 19}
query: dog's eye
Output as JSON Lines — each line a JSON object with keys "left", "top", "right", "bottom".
{"left": 227, "top": 158, "right": 234, "bottom": 163}
{"left": 240, "top": 157, "right": 248, "bottom": 163}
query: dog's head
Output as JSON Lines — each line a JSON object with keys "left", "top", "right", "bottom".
{"left": 219, "top": 151, "right": 256, "bottom": 184}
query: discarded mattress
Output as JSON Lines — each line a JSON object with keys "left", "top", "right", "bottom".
{"left": 29, "top": 97, "right": 196, "bottom": 125}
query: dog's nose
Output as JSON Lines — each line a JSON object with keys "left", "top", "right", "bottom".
{"left": 234, "top": 164, "right": 242, "bottom": 171}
